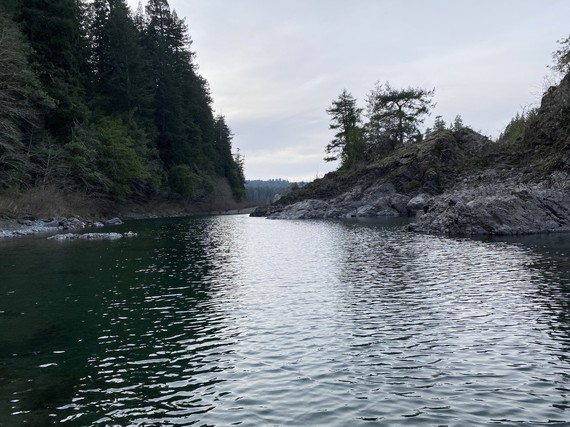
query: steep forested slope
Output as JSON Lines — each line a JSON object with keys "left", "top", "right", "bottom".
{"left": 0, "top": 0, "right": 245, "bottom": 217}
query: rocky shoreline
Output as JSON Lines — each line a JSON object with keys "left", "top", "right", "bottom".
{"left": 256, "top": 169, "right": 570, "bottom": 236}
{"left": 0, "top": 216, "right": 125, "bottom": 239}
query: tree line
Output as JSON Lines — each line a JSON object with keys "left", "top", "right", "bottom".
{"left": 0, "top": 0, "right": 245, "bottom": 202}
{"left": 245, "top": 179, "right": 306, "bottom": 204}
{"left": 324, "top": 83, "right": 437, "bottom": 169}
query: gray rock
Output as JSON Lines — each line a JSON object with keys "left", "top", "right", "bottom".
{"left": 407, "top": 193, "right": 433, "bottom": 215}
{"left": 48, "top": 231, "right": 137, "bottom": 241}
{"left": 268, "top": 199, "right": 330, "bottom": 219}
{"left": 60, "top": 217, "right": 86, "bottom": 230}
{"left": 266, "top": 180, "right": 409, "bottom": 220}
{"left": 410, "top": 179, "right": 570, "bottom": 235}
{"left": 43, "top": 218, "right": 63, "bottom": 227}
{"left": 104, "top": 217, "right": 123, "bottom": 226}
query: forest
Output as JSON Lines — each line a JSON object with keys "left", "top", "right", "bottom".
{"left": 245, "top": 179, "right": 308, "bottom": 204}
{"left": 0, "top": 0, "right": 245, "bottom": 209}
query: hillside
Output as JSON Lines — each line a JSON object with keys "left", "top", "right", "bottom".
{"left": 0, "top": 0, "right": 245, "bottom": 219}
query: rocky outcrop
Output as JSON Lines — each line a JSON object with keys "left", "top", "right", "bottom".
{"left": 409, "top": 171, "right": 570, "bottom": 235}
{"left": 254, "top": 72, "right": 570, "bottom": 236}
{"left": 0, "top": 216, "right": 122, "bottom": 239}
{"left": 255, "top": 128, "right": 492, "bottom": 221}
{"left": 266, "top": 182, "right": 410, "bottom": 219}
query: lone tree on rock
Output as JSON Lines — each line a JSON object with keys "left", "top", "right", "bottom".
{"left": 324, "top": 89, "right": 365, "bottom": 169}
{"left": 366, "top": 82, "right": 435, "bottom": 150}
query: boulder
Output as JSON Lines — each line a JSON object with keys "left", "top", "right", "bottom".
{"left": 60, "top": 217, "right": 85, "bottom": 230}
{"left": 104, "top": 217, "right": 123, "bottom": 226}
{"left": 410, "top": 179, "right": 570, "bottom": 235}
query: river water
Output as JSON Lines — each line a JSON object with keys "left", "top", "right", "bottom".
{"left": 1, "top": 215, "right": 570, "bottom": 426}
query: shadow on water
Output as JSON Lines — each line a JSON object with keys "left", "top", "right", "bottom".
{"left": 0, "top": 217, "right": 233, "bottom": 425}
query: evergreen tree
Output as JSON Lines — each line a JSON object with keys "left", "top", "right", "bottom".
{"left": 552, "top": 35, "right": 570, "bottom": 76}
{"left": 144, "top": 0, "right": 195, "bottom": 168}
{"left": 451, "top": 114, "right": 464, "bottom": 131}
{"left": 366, "top": 82, "right": 434, "bottom": 148}
{"left": 88, "top": 0, "right": 151, "bottom": 115}
{"left": 433, "top": 115, "right": 446, "bottom": 133}
{"left": 325, "top": 89, "right": 365, "bottom": 169}
{"left": 18, "top": 0, "right": 89, "bottom": 140}
{"left": 214, "top": 115, "right": 245, "bottom": 199}
{"left": 0, "top": 0, "right": 245, "bottom": 202}
{"left": 0, "top": 12, "right": 52, "bottom": 186}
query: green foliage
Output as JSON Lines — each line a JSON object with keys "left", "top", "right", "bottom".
{"left": 0, "top": 0, "right": 245, "bottom": 204}
{"left": 18, "top": 0, "right": 89, "bottom": 139}
{"left": 94, "top": 117, "right": 150, "bottom": 201}
{"left": 0, "top": 13, "right": 52, "bottom": 187}
{"left": 64, "top": 124, "right": 109, "bottom": 194}
{"left": 167, "top": 164, "right": 201, "bottom": 199}
{"left": 451, "top": 115, "right": 464, "bottom": 131}
{"left": 366, "top": 82, "right": 435, "bottom": 148}
{"left": 552, "top": 35, "right": 570, "bottom": 76}
{"left": 406, "top": 179, "right": 420, "bottom": 191}
{"left": 497, "top": 109, "right": 537, "bottom": 146}
{"left": 325, "top": 89, "right": 365, "bottom": 169}
{"left": 433, "top": 115, "right": 446, "bottom": 133}
{"left": 245, "top": 179, "right": 293, "bottom": 204}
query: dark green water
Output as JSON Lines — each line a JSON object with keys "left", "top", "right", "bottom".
{"left": 1, "top": 215, "right": 570, "bottom": 426}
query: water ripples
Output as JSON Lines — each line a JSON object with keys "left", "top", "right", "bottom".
{"left": 2, "top": 216, "right": 570, "bottom": 425}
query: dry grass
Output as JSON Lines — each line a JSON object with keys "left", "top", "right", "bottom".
{"left": 0, "top": 186, "right": 103, "bottom": 219}
{"left": 0, "top": 179, "right": 252, "bottom": 221}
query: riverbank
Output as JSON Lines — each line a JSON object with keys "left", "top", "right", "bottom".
{"left": 0, "top": 183, "right": 255, "bottom": 239}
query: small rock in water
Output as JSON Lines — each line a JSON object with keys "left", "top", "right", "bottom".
{"left": 104, "top": 217, "right": 123, "bottom": 226}
{"left": 62, "top": 217, "right": 86, "bottom": 230}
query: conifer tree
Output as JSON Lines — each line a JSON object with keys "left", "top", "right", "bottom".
{"left": 324, "top": 89, "right": 365, "bottom": 169}
{"left": 18, "top": 0, "right": 89, "bottom": 140}
{"left": 366, "top": 82, "right": 434, "bottom": 148}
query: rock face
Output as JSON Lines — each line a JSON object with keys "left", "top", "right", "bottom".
{"left": 409, "top": 172, "right": 570, "bottom": 235}
{"left": 267, "top": 182, "right": 410, "bottom": 219}
{"left": 254, "top": 128, "right": 492, "bottom": 221}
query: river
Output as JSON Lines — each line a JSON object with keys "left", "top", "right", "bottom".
{"left": 1, "top": 215, "right": 569, "bottom": 426}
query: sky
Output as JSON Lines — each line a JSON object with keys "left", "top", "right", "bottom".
{"left": 128, "top": 0, "right": 570, "bottom": 181}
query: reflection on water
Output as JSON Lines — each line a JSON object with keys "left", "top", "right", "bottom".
{"left": 1, "top": 216, "right": 570, "bottom": 425}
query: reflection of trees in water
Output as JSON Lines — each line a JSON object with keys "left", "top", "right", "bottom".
{"left": 0, "top": 216, "right": 241, "bottom": 425}
{"left": 71, "top": 216, "right": 240, "bottom": 425}
{"left": 0, "top": 238, "right": 111, "bottom": 425}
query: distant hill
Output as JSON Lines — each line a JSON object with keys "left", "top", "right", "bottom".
{"left": 245, "top": 179, "right": 306, "bottom": 204}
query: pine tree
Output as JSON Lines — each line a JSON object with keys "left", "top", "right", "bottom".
{"left": 325, "top": 89, "right": 365, "bottom": 169}
{"left": 0, "top": 12, "right": 52, "bottom": 186}
{"left": 366, "top": 82, "right": 435, "bottom": 147}
{"left": 88, "top": 0, "right": 152, "bottom": 116}
{"left": 18, "top": 0, "right": 89, "bottom": 140}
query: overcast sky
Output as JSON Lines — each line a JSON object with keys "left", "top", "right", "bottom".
{"left": 128, "top": 0, "right": 570, "bottom": 181}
